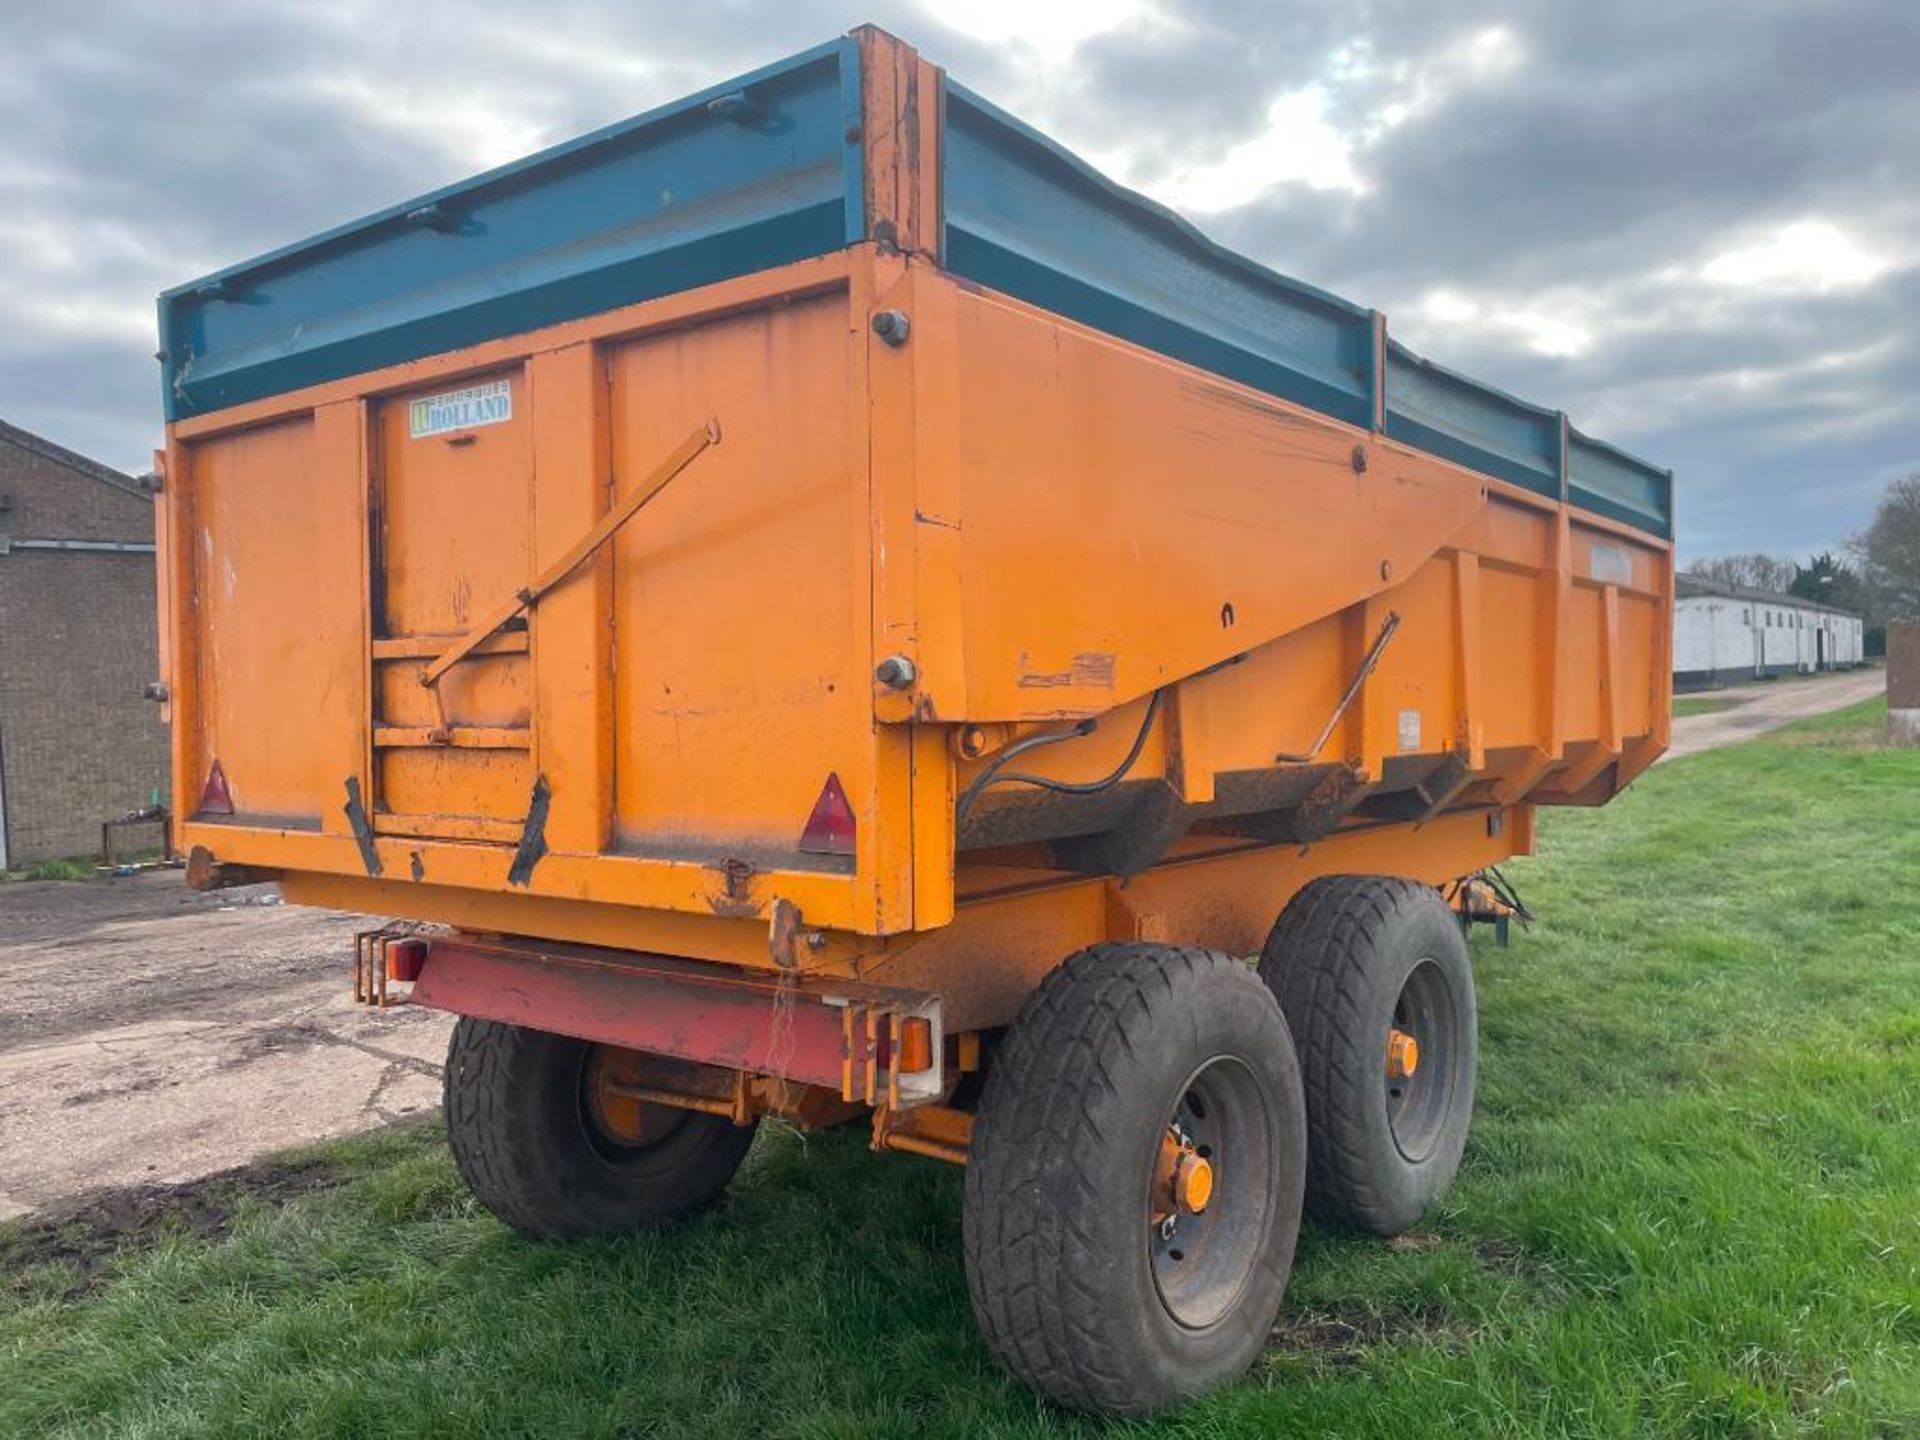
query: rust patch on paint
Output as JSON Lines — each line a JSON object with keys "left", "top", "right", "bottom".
{"left": 706, "top": 856, "right": 761, "bottom": 919}
{"left": 1018, "top": 651, "right": 1117, "bottom": 690}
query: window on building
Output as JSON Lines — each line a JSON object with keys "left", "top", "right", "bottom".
{"left": 1743, "top": 608, "right": 1751, "bottom": 623}
{"left": 1766, "top": 613, "right": 1772, "bottom": 627}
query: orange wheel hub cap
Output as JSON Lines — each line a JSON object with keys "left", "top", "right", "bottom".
{"left": 1387, "top": 1028, "right": 1420, "bottom": 1082}
{"left": 1179, "top": 1153, "right": 1214, "bottom": 1213}
{"left": 1153, "top": 1127, "right": 1215, "bottom": 1219}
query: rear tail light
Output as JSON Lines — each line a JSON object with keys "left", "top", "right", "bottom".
{"left": 798, "top": 772, "right": 856, "bottom": 856}
{"left": 386, "top": 938, "right": 429, "bottom": 983}
{"left": 895, "top": 1016, "right": 934, "bottom": 1074}
{"left": 198, "top": 759, "right": 234, "bottom": 816}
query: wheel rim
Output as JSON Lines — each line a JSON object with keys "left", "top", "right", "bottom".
{"left": 579, "top": 1044, "right": 689, "bottom": 1163}
{"left": 1385, "top": 958, "right": 1460, "bottom": 1163}
{"left": 1146, "top": 1055, "right": 1276, "bottom": 1330}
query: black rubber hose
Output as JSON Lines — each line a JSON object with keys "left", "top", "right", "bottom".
{"left": 955, "top": 689, "right": 1165, "bottom": 826}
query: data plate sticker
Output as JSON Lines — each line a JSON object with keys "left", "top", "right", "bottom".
{"left": 1587, "top": 540, "right": 1634, "bottom": 586}
{"left": 409, "top": 379, "right": 511, "bottom": 439}
{"left": 1397, "top": 708, "right": 1423, "bottom": 753}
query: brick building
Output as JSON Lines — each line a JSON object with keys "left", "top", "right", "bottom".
{"left": 0, "top": 420, "right": 167, "bottom": 867}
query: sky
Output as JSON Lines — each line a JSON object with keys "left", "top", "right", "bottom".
{"left": 2, "top": 0, "right": 1916, "bottom": 561}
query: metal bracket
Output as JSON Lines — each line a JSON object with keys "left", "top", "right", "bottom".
{"left": 352, "top": 927, "right": 401, "bottom": 1007}
{"left": 505, "top": 774, "right": 552, "bottom": 887}
{"left": 707, "top": 90, "right": 769, "bottom": 127}
{"left": 768, "top": 897, "right": 804, "bottom": 971}
{"left": 342, "top": 777, "right": 383, "bottom": 877}
{"left": 405, "top": 202, "right": 461, "bottom": 233}
{"left": 871, "top": 1104, "right": 974, "bottom": 1165}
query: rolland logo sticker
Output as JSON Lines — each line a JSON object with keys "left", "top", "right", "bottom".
{"left": 409, "top": 379, "right": 512, "bottom": 439}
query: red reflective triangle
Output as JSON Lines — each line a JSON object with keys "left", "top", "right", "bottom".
{"left": 798, "top": 772, "right": 856, "bottom": 856}
{"left": 198, "top": 759, "right": 235, "bottom": 816}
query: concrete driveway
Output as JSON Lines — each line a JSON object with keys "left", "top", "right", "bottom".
{"left": 1663, "top": 667, "right": 1885, "bottom": 762}
{"left": 0, "top": 873, "right": 451, "bottom": 1220}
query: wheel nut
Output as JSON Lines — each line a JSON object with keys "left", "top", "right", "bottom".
{"left": 1387, "top": 1028, "right": 1420, "bottom": 1081}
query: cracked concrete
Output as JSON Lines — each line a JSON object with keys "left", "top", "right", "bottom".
{"left": 0, "top": 872, "right": 452, "bottom": 1220}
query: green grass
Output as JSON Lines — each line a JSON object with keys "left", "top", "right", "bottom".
{"left": 1672, "top": 694, "right": 1737, "bottom": 718}
{"left": 9, "top": 856, "right": 96, "bottom": 883}
{"left": 4, "top": 699, "right": 1919, "bottom": 1437}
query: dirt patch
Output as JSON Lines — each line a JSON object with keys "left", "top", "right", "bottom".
{"left": 1765, "top": 723, "right": 1890, "bottom": 752}
{"left": 1268, "top": 1235, "right": 1562, "bottom": 1370}
{"left": 1267, "top": 1297, "right": 1489, "bottom": 1374}
{"left": 0, "top": 1154, "right": 353, "bottom": 1299}
{"left": 1267, "top": 1305, "right": 1443, "bottom": 1367}
{"left": 1661, "top": 669, "right": 1884, "bottom": 762}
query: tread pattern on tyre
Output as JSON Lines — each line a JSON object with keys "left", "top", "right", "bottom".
{"left": 444, "top": 1017, "right": 754, "bottom": 1238}
{"left": 1258, "top": 874, "right": 1469, "bottom": 1235}
{"left": 963, "top": 943, "right": 1283, "bottom": 1415}
{"left": 444, "top": 1018, "right": 560, "bottom": 1236}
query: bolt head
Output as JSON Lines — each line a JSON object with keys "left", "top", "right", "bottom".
{"left": 875, "top": 653, "right": 917, "bottom": 690}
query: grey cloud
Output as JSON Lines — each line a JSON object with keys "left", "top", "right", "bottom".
{"left": 1020, "top": 0, "right": 1920, "bottom": 558}
{"left": 2, "top": 0, "right": 1917, "bottom": 562}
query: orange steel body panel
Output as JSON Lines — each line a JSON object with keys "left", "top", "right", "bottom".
{"left": 159, "top": 36, "right": 1671, "bottom": 1031}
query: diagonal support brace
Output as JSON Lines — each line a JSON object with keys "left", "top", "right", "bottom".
{"left": 419, "top": 418, "right": 721, "bottom": 690}
{"left": 1275, "top": 609, "right": 1402, "bottom": 763}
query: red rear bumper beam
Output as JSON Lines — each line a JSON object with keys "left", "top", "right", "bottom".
{"left": 408, "top": 935, "right": 945, "bottom": 1107}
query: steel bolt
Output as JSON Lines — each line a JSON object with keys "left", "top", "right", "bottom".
{"left": 142, "top": 681, "right": 169, "bottom": 703}
{"left": 875, "top": 653, "right": 917, "bottom": 690}
{"left": 871, "top": 309, "right": 912, "bottom": 347}
{"left": 805, "top": 930, "right": 828, "bottom": 952}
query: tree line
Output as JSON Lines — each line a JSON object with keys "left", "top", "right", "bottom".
{"left": 1687, "top": 472, "right": 1920, "bottom": 652}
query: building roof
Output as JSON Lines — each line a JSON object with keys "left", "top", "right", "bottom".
{"left": 1675, "top": 572, "right": 1861, "bottom": 620}
{"left": 0, "top": 418, "right": 145, "bottom": 501}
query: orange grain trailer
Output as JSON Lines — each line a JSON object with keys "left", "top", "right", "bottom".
{"left": 154, "top": 27, "right": 1673, "bottom": 1414}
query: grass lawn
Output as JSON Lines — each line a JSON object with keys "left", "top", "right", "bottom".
{"left": 4, "top": 699, "right": 1918, "bottom": 1437}
{"left": 1672, "top": 694, "right": 1738, "bottom": 718}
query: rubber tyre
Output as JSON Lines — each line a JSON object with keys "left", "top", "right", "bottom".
{"left": 444, "top": 1018, "right": 757, "bottom": 1239}
{"left": 963, "top": 944, "right": 1307, "bottom": 1416}
{"left": 1257, "top": 875, "right": 1477, "bottom": 1237}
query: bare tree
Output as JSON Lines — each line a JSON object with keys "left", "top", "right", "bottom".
{"left": 1685, "top": 552, "right": 1797, "bottom": 592}
{"left": 1849, "top": 473, "right": 1920, "bottom": 620}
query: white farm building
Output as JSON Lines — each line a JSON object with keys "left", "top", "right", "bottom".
{"left": 1674, "top": 575, "right": 1865, "bottom": 691}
